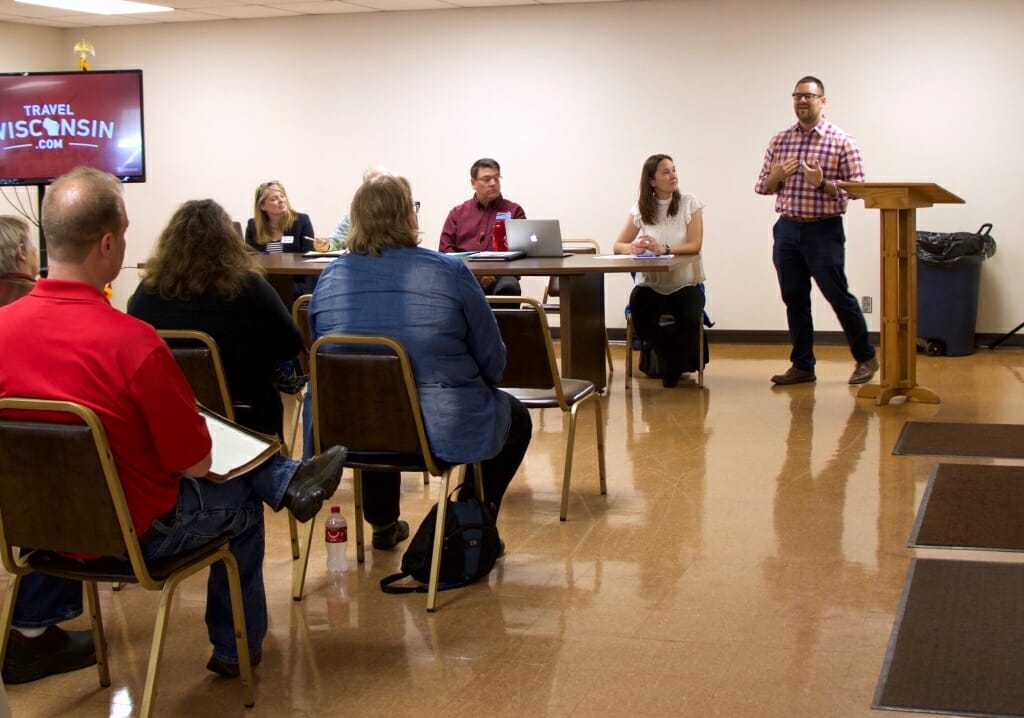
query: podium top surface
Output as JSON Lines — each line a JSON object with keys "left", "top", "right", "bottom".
{"left": 838, "top": 182, "right": 965, "bottom": 209}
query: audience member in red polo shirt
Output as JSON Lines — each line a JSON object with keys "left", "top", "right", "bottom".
{"left": 0, "top": 167, "right": 346, "bottom": 685}
{"left": 439, "top": 157, "right": 525, "bottom": 295}
{"left": 0, "top": 215, "right": 38, "bottom": 307}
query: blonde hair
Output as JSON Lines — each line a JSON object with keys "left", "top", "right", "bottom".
{"left": 251, "top": 181, "right": 298, "bottom": 247}
{"left": 0, "top": 215, "right": 32, "bottom": 274}
{"left": 140, "top": 199, "right": 262, "bottom": 301}
{"left": 346, "top": 176, "right": 419, "bottom": 256}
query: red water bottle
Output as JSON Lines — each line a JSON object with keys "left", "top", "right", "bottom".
{"left": 492, "top": 219, "right": 508, "bottom": 251}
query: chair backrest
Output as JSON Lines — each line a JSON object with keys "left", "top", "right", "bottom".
{"left": 157, "top": 329, "right": 235, "bottom": 421}
{"left": 0, "top": 398, "right": 149, "bottom": 578}
{"left": 487, "top": 297, "right": 569, "bottom": 403}
{"left": 292, "top": 294, "right": 312, "bottom": 376}
{"left": 544, "top": 239, "right": 600, "bottom": 302}
{"left": 310, "top": 334, "right": 441, "bottom": 475}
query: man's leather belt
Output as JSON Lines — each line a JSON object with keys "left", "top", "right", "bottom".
{"left": 139, "top": 508, "right": 175, "bottom": 545}
{"left": 781, "top": 214, "right": 841, "bottom": 224}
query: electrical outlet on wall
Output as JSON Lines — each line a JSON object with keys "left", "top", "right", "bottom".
{"left": 861, "top": 296, "right": 873, "bottom": 313}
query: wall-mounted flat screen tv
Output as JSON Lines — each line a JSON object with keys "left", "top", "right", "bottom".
{"left": 0, "top": 69, "right": 145, "bottom": 186}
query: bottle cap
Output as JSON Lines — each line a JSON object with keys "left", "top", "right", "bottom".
{"left": 330, "top": 505, "right": 340, "bottom": 513}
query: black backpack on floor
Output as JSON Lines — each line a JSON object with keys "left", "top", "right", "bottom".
{"left": 380, "top": 487, "right": 500, "bottom": 594}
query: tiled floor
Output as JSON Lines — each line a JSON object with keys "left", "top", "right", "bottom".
{"left": 5, "top": 343, "right": 1024, "bottom": 717}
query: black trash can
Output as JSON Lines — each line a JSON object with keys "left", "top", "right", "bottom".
{"left": 916, "top": 224, "right": 996, "bottom": 356}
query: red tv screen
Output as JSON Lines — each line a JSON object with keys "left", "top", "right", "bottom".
{"left": 0, "top": 69, "right": 145, "bottom": 186}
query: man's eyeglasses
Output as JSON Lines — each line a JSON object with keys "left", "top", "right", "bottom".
{"left": 475, "top": 175, "right": 501, "bottom": 185}
{"left": 792, "top": 93, "right": 823, "bottom": 101}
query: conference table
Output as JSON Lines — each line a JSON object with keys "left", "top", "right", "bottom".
{"left": 259, "top": 251, "right": 689, "bottom": 392}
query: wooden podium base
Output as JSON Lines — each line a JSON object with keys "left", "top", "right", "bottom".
{"left": 839, "top": 182, "right": 965, "bottom": 408}
{"left": 857, "top": 383, "right": 940, "bottom": 406}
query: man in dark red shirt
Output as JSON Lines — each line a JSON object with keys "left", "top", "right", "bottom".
{"left": 440, "top": 157, "right": 526, "bottom": 295}
{"left": 0, "top": 168, "right": 346, "bottom": 684}
{"left": 0, "top": 215, "right": 38, "bottom": 307}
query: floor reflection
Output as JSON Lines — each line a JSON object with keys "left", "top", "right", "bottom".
{"left": 5, "top": 344, "right": 1024, "bottom": 717}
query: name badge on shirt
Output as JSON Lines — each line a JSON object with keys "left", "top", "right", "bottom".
{"left": 282, "top": 235, "right": 295, "bottom": 245}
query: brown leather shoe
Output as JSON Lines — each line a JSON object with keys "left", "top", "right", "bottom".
{"left": 771, "top": 366, "right": 816, "bottom": 385}
{"left": 849, "top": 356, "right": 879, "bottom": 385}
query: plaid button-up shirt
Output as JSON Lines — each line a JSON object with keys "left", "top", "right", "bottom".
{"left": 755, "top": 118, "right": 865, "bottom": 218}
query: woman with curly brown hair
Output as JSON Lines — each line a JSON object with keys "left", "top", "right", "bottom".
{"left": 129, "top": 198, "right": 303, "bottom": 436}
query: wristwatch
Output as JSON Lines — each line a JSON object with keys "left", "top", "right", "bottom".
{"left": 663, "top": 244, "right": 671, "bottom": 255}
{"left": 816, "top": 178, "right": 827, "bottom": 191}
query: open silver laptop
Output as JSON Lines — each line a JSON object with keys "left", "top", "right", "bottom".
{"left": 506, "top": 219, "right": 569, "bottom": 258}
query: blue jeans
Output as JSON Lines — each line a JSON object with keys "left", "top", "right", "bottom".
{"left": 12, "top": 455, "right": 298, "bottom": 664}
{"left": 772, "top": 216, "right": 874, "bottom": 370}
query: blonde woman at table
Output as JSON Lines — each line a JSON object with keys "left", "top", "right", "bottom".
{"left": 613, "top": 153, "right": 707, "bottom": 388}
{"left": 244, "top": 180, "right": 317, "bottom": 295}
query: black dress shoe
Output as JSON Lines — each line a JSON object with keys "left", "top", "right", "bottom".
{"left": 206, "top": 648, "right": 261, "bottom": 679}
{"left": 2, "top": 625, "right": 97, "bottom": 684}
{"left": 372, "top": 520, "right": 410, "bottom": 550}
{"left": 282, "top": 446, "right": 347, "bottom": 523}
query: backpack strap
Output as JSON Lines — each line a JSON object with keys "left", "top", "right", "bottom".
{"left": 380, "top": 572, "right": 472, "bottom": 594}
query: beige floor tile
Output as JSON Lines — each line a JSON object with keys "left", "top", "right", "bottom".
{"left": 5, "top": 343, "right": 1023, "bottom": 717}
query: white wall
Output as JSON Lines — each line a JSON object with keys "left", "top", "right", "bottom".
{"left": 2, "top": 0, "right": 1020, "bottom": 334}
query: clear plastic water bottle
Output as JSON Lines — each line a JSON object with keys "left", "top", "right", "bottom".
{"left": 325, "top": 505, "right": 348, "bottom": 573}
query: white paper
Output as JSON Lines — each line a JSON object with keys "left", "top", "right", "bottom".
{"left": 201, "top": 411, "right": 276, "bottom": 478}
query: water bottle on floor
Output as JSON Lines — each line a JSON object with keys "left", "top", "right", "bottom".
{"left": 325, "top": 505, "right": 348, "bottom": 573}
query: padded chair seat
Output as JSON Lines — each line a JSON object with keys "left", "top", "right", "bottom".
{"left": 26, "top": 532, "right": 234, "bottom": 584}
{"left": 343, "top": 450, "right": 456, "bottom": 475}
{"left": 500, "top": 379, "right": 596, "bottom": 408}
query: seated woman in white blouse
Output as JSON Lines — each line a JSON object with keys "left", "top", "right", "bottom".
{"left": 613, "top": 153, "right": 706, "bottom": 388}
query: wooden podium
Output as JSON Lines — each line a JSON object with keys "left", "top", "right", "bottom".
{"left": 839, "top": 182, "right": 965, "bottom": 406}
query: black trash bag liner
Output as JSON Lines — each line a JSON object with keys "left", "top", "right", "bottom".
{"left": 916, "top": 223, "right": 996, "bottom": 266}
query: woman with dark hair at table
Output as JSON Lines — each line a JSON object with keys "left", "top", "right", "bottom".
{"left": 613, "top": 153, "right": 707, "bottom": 387}
{"left": 129, "top": 199, "right": 303, "bottom": 437}
{"left": 304, "top": 174, "right": 532, "bottom": 551}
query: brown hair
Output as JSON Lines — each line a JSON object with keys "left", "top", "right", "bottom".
{"left": 346, "top": 175, "right": 419, "bottom": 256}
{"left": 251, "top": 181, "right": 298, "bottom": 247}
{"left": 140, "top": 199, "right": 262, "bottom": 301}
{"left": 637, "top": 154, "right": 681, "bottom": 226}
{"left": 41, "top": 166, "right": 125, "bottom": 263}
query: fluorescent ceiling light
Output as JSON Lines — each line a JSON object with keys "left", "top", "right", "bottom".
{"left": 15, "top": 0, "right": 172, "bottom": 14}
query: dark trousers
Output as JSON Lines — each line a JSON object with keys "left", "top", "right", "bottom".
{"left": 629, "top": 284, "right": 706, "bottom": 374}
{"left": 483, "top": 276, "right": 521, "bottom": 296}
{"left": 362, "top": 394, "right": 532, "bottom": 524}
{"left": 772, "top": 216, "right": 874, "bottom": 370}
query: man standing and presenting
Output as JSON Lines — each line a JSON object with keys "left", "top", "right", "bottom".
{"left": 440, "top": 158, "right": 525, "bottom": 296}
{"left": 755, "top": 76, "right": 878, "bottom": 386}
{"left": 0, "top": 167, "right": 346, "bottom": 684}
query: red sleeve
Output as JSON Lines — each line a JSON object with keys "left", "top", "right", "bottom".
{"left": 513, "top": 204, "right": 526, "bottom": 219}
{"left": 129, "top": 344, "right": 212, "bottom": 474}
